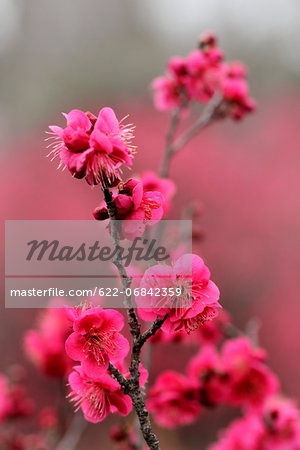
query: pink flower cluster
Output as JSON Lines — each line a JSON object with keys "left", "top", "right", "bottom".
{"left": 147, "top": 371, "right": 201, "bottom": 428}
{"left": 0, "top": 365, "right": 60, "bottom": 449}
{"left": 0, "top": 372, "right": 34, "bottom": 424}
{"left": 139, "top": 171, "right": 176, "bottom": 215}
{"left": 65, "top": 307, "right": 129, "bottom": 377}
{"left": 23, "top": 304, "right": 137, "bottom": 425}
{"left": 137, "top": 254, "right": 221, "bottom": 333}
{"left": 220, "top": 337, "right": 279, "bottom": 409}
{"left": 210, "top": 396, "right": 300, "bottom": 450}
{"left": 147, "top": 337, "right": 279, "bottom": 428}
{"left": 150, "top": 310, "right": 230, "bottom": 345}
{"left": 0, "top": 374, "right": 11, "bottom": 423}
{"left": 68, "top": 366, "right": 132, "bottom": 424}
{"left": 0, "top": 369, "right": 60, "bottom": 450}
{"left": 40, "top": 31, "right": 271, "bottom": 448}
{"left": 152, "top": 32, "right": 255, "bottom": 120}
{"left": 93, "top": 177, "right": 165, "bottom": 240}
{"left": 24, "top": 304, "right": 73, "bottom": 377}
{"left": 64, "top": 306, "right": 137, "bottom": 423}
{"left": 48, "top": 107, "right": 135, "bottom": 185}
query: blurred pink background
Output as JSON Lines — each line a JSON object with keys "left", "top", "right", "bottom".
{"left": 1, "top": 1, "right": 300, "bottom": 448}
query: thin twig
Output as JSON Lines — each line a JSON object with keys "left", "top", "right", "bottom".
{"left": 103, "top": 186, "right": 140, "bottom": 335}
{"left": 102, "top": 185, "right": 162, "bottom": 450}
{"left": 159, "top": 105, "right": 183, "bottom": 178}
{"left": 166, "top": 107, "right": 181, "bottom": 149}
{"left": 159, "top": 93, "right": 223, "bottom": 177}
{"left": 140, "top": 315, "right": 168, "bottom": 347}
{"left": 109, "top": 363, "right": 130, "bottom": 393}
{"left": 170, "top": 92, "right": 222, "bottom": 155}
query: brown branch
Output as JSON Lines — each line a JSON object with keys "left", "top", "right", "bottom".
{"left": 159, "top": 104, "right": 183, "bottom": 178}
{"left": 102, "top": 185, "right": 162, "bottom": 450}
{"left": 103, "top": 186, "right": 140, "bottom": 336}
{"left": 109, "top": 363, "right": 130, "bottom": 393}
{"left": 128, "top": 381, "right": 160, "bottom": 449}
{"left": 159, "top": 93, "right": 223, "bottom": 177}
{"left": 128, "top": 338, "right": 160, "bottom": 450}
{"left": 139, "top": 315, "right": 168, "bottom": 347}
{"left": 170, "top": 92, "right": 222, "bottom": 154}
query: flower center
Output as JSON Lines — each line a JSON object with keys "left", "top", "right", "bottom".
{"left": 141, "top": 197, "right": 161, "bottom": 221}
{"left": 83, "top": 326, "right": 120, "bottom": 365}
{"left": 69, "top": 382, "right": 109, "bottom": 420}
{"left": 173, "top": 278, "right": 194, "bottom": 310}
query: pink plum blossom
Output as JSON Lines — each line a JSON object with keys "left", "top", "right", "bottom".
{"left": 68, "top": 365, "right": 132, "bottom": 423}
{"left": 6, "top": 383, "right": 34, "bottom": 419}
{"left": 65, "top": 308, "right": 129, "bottom": 377}
{"left": 0, "top": 374, "right": 12, "bottom": 423}
{"left": 139, "top": 171, "right": 176, "bottom": 215}
{"left": 221, "top": 337, "right": 279, "bottom": 410}
{"left": 152, "top": 31, "right": 255, "bottom": 120}
{"left": 187, "top": 345, "right": 227, "bottom": 407}
{"left": 210, "top": 397, "right": 300, "bottom": 450}
{"left": 191, "top": 309, "right": 231, "bottom": 345}
{"left": 185, "top": 47, "right": 222, "bottom": 103}
{"left": 147, "top": 370, "right": 201, "bottom": 428}
{"left": 220, "top": 62, "right": 256, "bottom": 120}
{"left": 24, "top": 305, "right": 72, "bottom": 377}
{"left": 48, "top": 107, "right": 135, "bottom": 185}
{"left": 152, "top": 32, "right": 222, "bottom": 110}
{"left": 167, "top": 56, "right": 190, "bottom": 82}
{"left": 93, "top": 178, "right": 164, "bottom": 240}
{"left": 137, "top": 254, "right": 221, "bottom": 333}
{"left": 152, "top": 76, "right": 185, "bottom": 111}
{"left": 260, "top": 396, "right": 300, "bottom": 449}
{"left": 209, "top": 414, "right": 265, "bottom": 450}
{"left": 0, "top": 374, "right": 34, "bottom": 423}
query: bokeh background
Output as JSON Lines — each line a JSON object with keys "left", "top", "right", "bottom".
{"left": 1, "top": 0, "right": 300, "bottom": 448}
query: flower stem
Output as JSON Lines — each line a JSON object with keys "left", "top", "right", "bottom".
{"left": 102, "top": 185, "right": 163, "bottom": 450}
{"left": 159, "top": 105, "right": 183, "bottom": 178}
{"left": 159, "top": 93, "right": 223, "bottom": 177}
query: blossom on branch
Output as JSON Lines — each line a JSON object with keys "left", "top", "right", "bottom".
{"left": 210, "top": 396, "right": 300, "bottom": 450}
{"left": 0, "top": 373, "right": 34, "bottom": 423}
{"left": 187, "top": 345, "right": 227, "bottom": 408}
{"left": 139, "top": 171, "right": 176, "bottom": 215}
{"left": 221, "top": 337, "right": 279, "bottom": 410}
{"left": 152, "top": 31, "right": 255, "bottom": 120}
{"left": 65, "top": 308, "right": 129, "bottom": 377}
{"left": 147, "top": 370, "right": 201, "bottom": 428}
{"left": 0, "top": 375, "right": 13, "bottom": 423}
{"left": 24, "top": 305, "right": 72, "bottom": 377}
{"left": 93, "top": 178, "right": 164, "bottom": 240}
{"left": 220, "top": 62, "right": 256, "bottom": 120}
{"left": 47, "top": 107, "right": 135, "bottom": 185}
{"left": 137, "top": 253, "right": 221, "bottom": 333}
{"left": 68, "top": 365, "right": 132, "bottom": 423}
